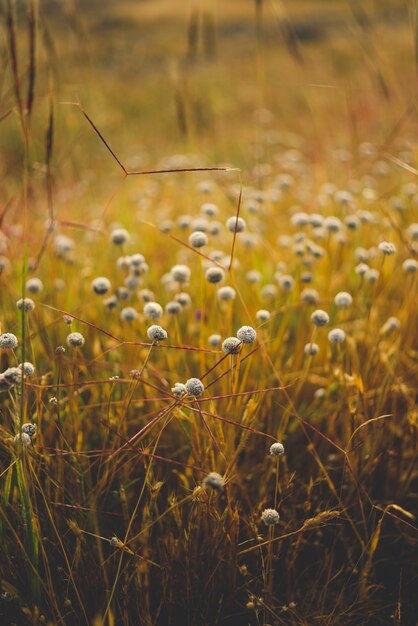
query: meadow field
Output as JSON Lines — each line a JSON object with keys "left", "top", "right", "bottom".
{"left": 0, "top": 0, "right": 417, "bottom": 624}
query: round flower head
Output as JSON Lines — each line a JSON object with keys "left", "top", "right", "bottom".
{"left": 205, "top": 266, "right": 225, "bottom": 284}
{"left": 18, "top": 362, "right": 35, "bottom": 377}
{"left": 22, "top": 423, "right": 37, "bottom": 437}
{"left": 226, "top": 216, "right": 246, "bottom": 233}
{"left": 130, "top": 253, "right": 145, "bottom": 267}
{"left": 218, "top": 286, "right": 236, "bottom": 302}
{"left": 120, "top": 307, "right": 138, "bottom": 322}
{"left": 147, "top": 325, "right": 168, "bottom": 342}
{"left": 323, "top": 216, "right": 342, "bottom": 233}
{"left": 185, "top": 377, "right": 204, "bottom": 396}
{"left": 208, "top": 334, "right": 222, "bottom": 347}
{"left": 92, "top": 277, "right": 111, "bottom": 295}
{"left": 116, "top": 287, "right": 130, "bottom": 301}
{"left": 104, "top": 295, "right": 118, "bottom": 310}
{"left": 0, "top": 333, "right": 18, "bottom": 350}
{"left": 301, "top": 271, "right": 313, "bottom": 284}
{"left": 202, "top": 472, "right": 225, "bottom": 491}
{"left": 300, "top": 288, "right": 319, "bottom": 305}
{"left": 304, "top": 342, "right": 319, "bottom": 356}
{"left": 365, "top": 268, "right": 379, "bottom": 284}
{"left": 66, "top": 332, "right": 85, "bottom": 348}
{"left": 143, "top": 301, "right": 163, "bottom": 320}
{"left": 311, "top": 309, "right": 329, "bottom": 327}
{"left": 261, "top": 508, "right": 280, "bottom": 526}
{"left": 171, "top": 382, "right": 187, "bottom": 399}
{"left": 328, "top": 328, "right": 346, "bottom": 344}
{"left": 165, "top": 301, "right": 182, "bottom": 315}
{"left": 201, "top": 202, "right": 218, "bottom": 216}
{"left": 236, "top": 326, "right": 257, "bottom": 344}
{"left": 188, "top": 231, "right": 208, "bottom": 248}
{"left": 14, "top": 432, "right": 31, "bottom": 446}
{"left": 26, "top": 277, "right": 43, "bottom": 293}
{"left": 3, "top": 367, "right": 22, "bottom": 385}
{"left": 334, "top": 291, "right": 353, "bottom": 308}
{"left": 171, "top": 264, "right": 191, "bottom": 284}
{"left": 209, "top": 221, "right": 221, "bottom": 236}
{"left": 0, "top": 257, "right": 11, "bottom": 273}
{"left": 381, "top": 316, "right": 400, "bottom": 333}
{"left": 355, "top": 262, "right": 369, "bottom": 277}
{"left": 222, "top": 337, "right": 241, "bottom": 355}
{"left": 378, "top": 241, "right": 396, "bottom": 255}
{"left": 110, "top": 228, "right": 130, "bottom": 246}
{"left": 256, "top": 309, "right": 270, "bottom": 322}
{"left": 139, "top": 289, "right": 155, "bottom": 303}
{"left": 277, "top": 275, "right": 294, "bottom": 291}
{"left": 191, "top": 217, "right": 208, "bottom": 232}
{"left": 175, "top": 292, "right": 191, "bottom": 308}
{"left": 261, "top": 284, "right": 277, "bottom": 300}
{"left": 269, "top": 442, "right": 285, "bottom": 457}
{"left": 124, "top": 275, "right": 141, "bottom": 290}
{"left": 246, "top": 270, "right": 262, "bottom": 284}
{"left": 16, "top": 298, "right": 35, "bottom": 312}
{"left": 402, "top": 258, "right": 418, "bottom": 274}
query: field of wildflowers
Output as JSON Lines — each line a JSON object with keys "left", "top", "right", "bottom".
{"left": 0, "top": 1, "right": 417, "bottom": 624}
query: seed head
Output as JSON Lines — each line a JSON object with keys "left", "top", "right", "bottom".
{"left": 18, "top": 362, "right": 35, "bottom": 377}
{"left": 139, "top": 289, "right": 155, "bottom": 303}
{"left": 328, "top": 328, "right": 346, "bottom": 344}
{"left": 402, "top": 258, "right": 418, "bottom": 274}
{"left": 0, "top": 333, "right": 18, "bottom": 349}
{"left": 201, "top": 202, "right": 218, "bottom": 216}
{"left": 261, "top": 508, "right": 280, "bottom": 526}
{"left": 171, "top": 382, "right": 187, "bottom": 398}
{"left": 323, "top": 216, "right": 342, "bottom": 233}
{"left": 222, "top": 337, "right": 241, "bottom": 354}
{"left": 171, "top": 264, "right": 191, "bottom": 284}
{"left": 92, "top": 277, "right": 111, "bottom": 295}
{"left": 188, "top": 231, "right": 208, "bottom": 248}
{"left": 246, "top": 270, "right": 262, "bottom": 284}
{"left": 208, "top": 334, "right": 222, "bottom": 347}
{"left": 311, "top": 309, "right": 329, "bottom": 327}
{"left": 269, "top": 442, "right": 285, "bottom": 456}
{"left": 120, "top": 307, "right": 138, "bottom": 322}
{"left": 304, "top": 342, "right": 319, "bottom": 356}
{"left": 147, "top": 325, "right": 168, "bottom": 342}
{"left": 334, "top": 292, "right": 353, "bottom": 308}
{"left": 378, "top": 241, "right": 396, "bottom": 255}
{"left": 165, "top": 301, "right": 182, "bottom": 315}
{"left": 185, "top": 377, "right": 204, "bottom": 396}
{"left": 300, "top": 288, "right": 319, "bottom": 305}
{"left": 3, "top": 367, "right": 22, "bottom": 385}
{"left": 226, "top": 216, "right": 246, "bottom": 233}
{"left": 110, "top": 228, "right": 130, "bottom": 246}
{"left": 104, "top": 295, "right": 118, "bottom": 310}
{"left": 14, "top": 432, "right": 32, "bottom": 446}
{"left": 256, "top": 309, "right": 270, "bottom": 322}
{"left": 66, "top": 332, "right": 85, "bottom": 348}
{"left": 218, "top": 286, "right": 236, "bottom": 301}
{"left": 236, "top": 326, "right": 257, "bottom": 344}
{"left": 277, "top": 275, "right": 294, "bottom": 291}
{"left": 16, "top": 298, "right": 35, "bottom": 312}
{"left": 205, "top": 267, "right": 225, "bottom": 284}
{"left": 175, "top": 292, "right": 191, "bottom": 308}
{"left": 381, "top": 316, "right": 400, "bottom": 333}
{"left": 202, "top": 472, "right": 225, "bottom": 490}
{"left": 26, "top": 277, "right": 43, "bottom": 293}
{"left": 365, "top": 268, "right": 379, "bottom": 284}
{"left": 144, "top": 301, "right": 163, "bottom": 320}
{"left": 22, "top": 423, "right": 37, "bottom": 437}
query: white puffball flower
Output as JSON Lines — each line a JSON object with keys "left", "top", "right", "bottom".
{"left": 16, "top": 298, "right": 35, "bottom": 312}
{"left": 188, "top": 231, "right": 208, "bottom": 248}
{"left": 222, "top": 337, "right": 241, "bottom": 355}
{"left": 171, "top": 382, "right": 187, "bottom": 398}
{"left": 402, "top": 258, "right": 418, "bottom": 274}
{"left": 261, "top": 508, "right": 280, "bottom": 526}
{"left": 185, "top": 377, "right": 204, "bottom": 397}
{"left": 269, "top": 442, "right": 284, "bottom": 457}
{"left": 110, "top": 228, "right": 130, "bottom": 246}
{"left": 143, "top": 302, "right": 163, "bottom": 320}
{"left": 311, "top": 309, "right": 329, "bottom": 327}
{"left": 120, "top": 307, "right": 138, "bottom": 322}
{"left": 381, "top": 316, "right": 400, "bottom": 333}
{"left": 18, "top": 362, "right": 35, "bottom": 377}
{"left": 147, "top": 325, "right": 168, "bottom": 342}
{"left": 165, "top": 301, "right": 182, "bottom": 315}
{"left": 201, "top": 202, "right": 218, "bottom": 216}
{"left": 202, "top": 472, "right": 225, "bottom": 491}
{"left": 334, "top": 292, "right": 353, "bottom": 308}
{"left": 0, "top": 333, "right": 18, "bottom": 350}
{"left": 300, "top": 289, "right": 319, "bottom": 305}
{"left": 378, "top": 241, "right": 396, "bottom": 255}
{"left": 256, "top": 309, "right": 271, "bottom": 322}
{"left": 3, "top": 367, "right": 22, "bottom": 385}
{"left": 66, "top": 332, "right": 85, "bottom": 348}
{"left": 208, "top": 334, "right": 222, "bottom": 347}
{"left": 236, "top": 326, "right": 257, "bottom": 344}
{"left": 92, "top": 277, "right": 111, "bottom": 295}
{"left": 218, "top": 286, "right": 236, "bottom": 301}
{"left": 328, "top": 328, "right": 346, "bottom": 344}
{"left": 277, "top": 275, "right": 294, "bottom": 291}
{"left": 365, "top": 268, "right": 379, "bottom": 284}
{"left": 304, "top": 342, "right": 319, "bottom": 356}
{"left": 205, "top": 267, "right": 225, "bottom": 284}
{"left": 14, "top": 432, "right": 32, "bottom": 447}
{"left": 22, "top": 423, "right": 37, "bottom": 437}
{"left": 171, "top": 264, "right": 191, "bottom": 284}
{"left": 175, "top": 292, "right": 191, "bottom": 308}
{"left": 226, "top": 216, "right": 246, "bottom": 233}
{"left": 26, "top": 277, "right": 43, "bottom": 294}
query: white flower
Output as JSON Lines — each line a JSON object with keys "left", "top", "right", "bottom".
{"left": 261, "top": 508, "right": 280, "bottom": 526}
{"left": 147, "top": 325, "right": 168, "bottom": 342}
{"left": 120, "top": 307, "right": 138, "bottom": 322}
{"left": 328, "top": 328, "right": 346, "bottom": 344}
{"left": 334, "top": 292, "right": 353, "bottom": 308}
{"left": 16, "top": 298, "right": 35, "bottom": 312}
{"left": 188, "top": 231, "right": 208, "bottom": 248}
{"left": 110, "top": 228, "right": 130, "bottom": 245}
{"left": 143, "top": 302, "right": 163, "bottom": 320}
{"left": 66, "top": 332, "right": 85, "bottom": 347}
{"left": 202, "top": 472, "right": 225, "bottom": 490}
{"left": 171, "top": 264, "right": 191, "bottom": 284}
{"left": 269, "top": 442, "right": 284, "bottom": 456}
{"left": 310, "top": 310, "right": 329, "bottom": 327}
{"left": 0, "top": 333, "right": 18, "bottom": 349}
{"left": 222, "top": 337, "right": 241, "bottom": 355}
{"left": 205, "top": 267, "right": 225, "bottom": 284}
{"left": 236, "top": 326, "right": 256, "bottom": 344}
{"left": 185, "top": 378, "right": 204, "bottom": 396}
{"left": 304, "top": 342, "right": 319, "bottom": 356}
{"left": 226, "top": 216, "right": 246, "bottom": 233}
{"left": 92, "top": 277, "right": 111, "bottom": 295}
{"left": 378, "top": 241, "right": 396, "bottom": 255}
